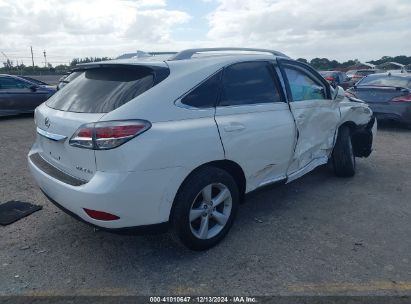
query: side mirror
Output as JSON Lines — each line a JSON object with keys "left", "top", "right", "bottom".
{"left": 29, "top": 85, "right": 38, "bottom": 92}
{"left": 333, "top": 86, "right": 345, "bottom": 102}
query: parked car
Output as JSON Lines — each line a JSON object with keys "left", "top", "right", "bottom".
{"left": 346, "top": 73, "right": 411, "bottom": 128}
{"left": 57, "top": 70, "right": 82, "bottom": 90}
{"left": 347, "top": 69, "right": 379, "bottom": 84}
{"left": 0, "top": 74, "right": 56, "bottom": 117}
{"left": 20, "top": 76, "right": 57, "bottom": 90}
{"left": 28, "top": 48, "right": 376, "bottom": 250}
{"left": 319, "top": 71, "right": 351, "bottom": 89}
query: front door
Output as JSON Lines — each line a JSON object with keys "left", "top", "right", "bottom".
{"left": 279, "top": 60, "right": 340, "bottom": 181}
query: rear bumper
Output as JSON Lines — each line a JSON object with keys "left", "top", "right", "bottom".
{"left": 374, "top": 112, "right": 411, "bottom": 124}
{"left": 41, "top": 190, "right": 169, "bottom": 234}
{"left": 369, "top": 103, "right": 411, "bottom": 124}
{"left": 28, "top": 151, "right": 189, "bottom": 229}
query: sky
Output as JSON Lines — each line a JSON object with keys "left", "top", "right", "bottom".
{"left": 1, "top": 0, "right": 410, "bottom": 66}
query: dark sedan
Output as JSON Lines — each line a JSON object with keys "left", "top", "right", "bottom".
{"left": 0, "top": 74, "right": 56, "bottom": 117}
{"left": 346, "top": 73, "right": 411, "bottom": 128}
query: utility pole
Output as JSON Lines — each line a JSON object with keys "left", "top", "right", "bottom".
{"left": 30, "top": 46, "right": 35, "bottom": 71}
{"left": 43, "top": 50, "right": 47, "bottom": 68}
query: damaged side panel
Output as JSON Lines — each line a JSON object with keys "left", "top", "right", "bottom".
{"left": 339, "top": 100, "right": 376, "bottom": 158}
{"left": 286, "top": 99, "right": 340, "bottom": 178}
{"left": 339, "top": 101, "right": 373, "bottom": 127}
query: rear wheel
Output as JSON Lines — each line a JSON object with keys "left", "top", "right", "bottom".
{"left": 171, "top": 166, "right": 239, "bottom": 250}
{"left": 332, "top": 126, "right": 356, "bottom": 177}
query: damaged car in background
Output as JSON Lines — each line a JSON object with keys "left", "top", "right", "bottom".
{"left": 346, "top": 72, "right": 411, "bottom": 128}
{"left": 28, "top": 48, "right": 376, "bottom": 250}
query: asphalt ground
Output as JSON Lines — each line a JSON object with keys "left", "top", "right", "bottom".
{"left": 0, "top": 115, "right": 410, "bottom": 296}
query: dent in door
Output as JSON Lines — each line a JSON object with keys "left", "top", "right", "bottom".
{"left": 291, "top": 102, "right": 340, "bottom": 170}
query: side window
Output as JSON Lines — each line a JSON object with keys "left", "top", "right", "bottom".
{"left": 181, "top": 71, "right": 221, "bottom": 108}
{"left": 0, "top": 77, "right": 29, "bottom": 89}
{"left": 219, "top": 61, "right": 282, "bottom": 106}
{"left": 283, "top": 66, "right": 326, "bottom": 102}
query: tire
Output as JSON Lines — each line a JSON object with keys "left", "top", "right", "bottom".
{"left": 171, "top": 166, "right": 239, "bottom": 250}
{"left": 332, "top": 126, "right": 356, "bottom": 177}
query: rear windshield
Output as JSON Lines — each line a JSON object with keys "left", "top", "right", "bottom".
{"left": 357, "top": 75, "right": 411, "bottom": 89}
{"left": 319, "top": 71, "right": 337, "bottom": 77}
{"left": 47, "top": 66, "right": 160, "bottom": 113}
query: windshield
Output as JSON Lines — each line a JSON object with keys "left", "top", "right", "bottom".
{"left": 357, "top": 75, "right": 411, "bottom": 89}
{"left": 62, "top": 71, "right": 82, "bottom": 83}
{"left": 46, "top": 66, "right": 158, "bottom": 113}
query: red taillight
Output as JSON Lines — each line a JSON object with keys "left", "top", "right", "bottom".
{"left": 83, "top": 208, "right": 120, "bottom": 221}
{"left": 95, "top": 125, "right": 146, "bottom": 139}
{"left": 391, "top": 94, "right": 411, "bottom": 103}
{"left": 325, "top": 76, "right": 335, "bottom": 82}
{"left": 69, "top": 120, "right": 151, "bottom": 150}
{"left": 77, "top": 128, "right": 93, "bottom": 138}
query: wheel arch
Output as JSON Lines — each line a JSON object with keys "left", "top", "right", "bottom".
{"left": 169, "top": 159, "right": 246, "bottom": 222}
{"left": 338, "top": 120, "right": 357, "bottom": 132}
{"left": 337, "top": 118, "right": 374, "bottom": 158}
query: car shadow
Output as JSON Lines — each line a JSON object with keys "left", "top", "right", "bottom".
{"left": 38, "top": 164, "right": 338, "bottom": 260}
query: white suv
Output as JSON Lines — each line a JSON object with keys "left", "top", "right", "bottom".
{"left": 28, "top": 48, "right": 376, "bottom": 250}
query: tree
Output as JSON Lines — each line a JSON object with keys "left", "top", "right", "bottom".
{"left": 296, "top": 58, "right": 308, "bottom": 64}
{"left": 310, "top": 58, "right": 331, "bottom": 70}
{"left": 3, "top": 59, "right": 13, "bottom": 69}
{"left": 70, "top": 57, "right": 111, "bottom": 67}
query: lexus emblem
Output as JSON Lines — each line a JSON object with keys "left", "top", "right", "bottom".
{"left": 44, "top": 117, "right": 50, "bottom": 128}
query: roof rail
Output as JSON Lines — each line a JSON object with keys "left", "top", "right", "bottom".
{"left": 148, "top": 52, "right": 178, "bottom": 56}
{"left": 169, "top": 48, "right": 289, "bottom": 60}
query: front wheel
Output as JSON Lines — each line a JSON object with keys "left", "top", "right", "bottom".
{"left": 332, "top": 126, "right": 356, "bottom": 177}
{"left": 171, "top": 166, "right": 239, "bottom": 250}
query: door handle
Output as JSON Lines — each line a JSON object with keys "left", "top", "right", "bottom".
{"left": 224, "top": 122, "right": 246, "bottom": 132}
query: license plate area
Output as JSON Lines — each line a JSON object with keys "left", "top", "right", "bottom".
{"left": 37, "top": 133, "right": 96, "bottom": 181}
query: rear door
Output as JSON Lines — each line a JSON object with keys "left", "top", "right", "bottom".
{"left": 278, "top": 60, "right": 340, "bottom": 181}
{"left": 215, "top": 61, "right": 296, "bottom": 191}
